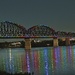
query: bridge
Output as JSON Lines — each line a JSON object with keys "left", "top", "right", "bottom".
{"left": 0, "top": 21, "right": 75, "bottom": 49}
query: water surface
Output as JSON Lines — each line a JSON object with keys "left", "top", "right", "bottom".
{"left": 0, "top": 46, "right": 75, "bottom": 75}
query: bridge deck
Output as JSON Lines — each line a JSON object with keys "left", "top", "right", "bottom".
{"left": 0, "top": 36, "right": 56, "bottom": 39}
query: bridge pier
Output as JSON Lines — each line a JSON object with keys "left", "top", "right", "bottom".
{"left": 65, "top": 38, "right": 70, "bottom": 46}
{"left": 53, "top": 38, "right": 58, "bottom": 47}
{"left": 25, "top": 38, "right": 31, "bottom": 50}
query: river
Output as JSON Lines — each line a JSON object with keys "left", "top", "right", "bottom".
{"left": 0, "top": 46, "right": 75, "bottom": 75}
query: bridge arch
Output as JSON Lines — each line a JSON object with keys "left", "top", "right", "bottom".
{"left": 0, "top": 21, "right": 26, "bottom": 36}
{"left": 27, "top": 25, "right": 55, "bottom": 36}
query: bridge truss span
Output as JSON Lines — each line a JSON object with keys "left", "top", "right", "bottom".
{"left": 0, "top": 21, "right": 26, "bottom": 37}
{"left": 27, "top": 25, "right": 55, "bottom": 37}
{"left": 0, "top": 21, "right": 75, "bottom": 38}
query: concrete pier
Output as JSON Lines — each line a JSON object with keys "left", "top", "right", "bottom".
{"left": 65, "top": 38, "right": 70, "bottom": 46}
{"left": 25, "top": 38, "right": 31, "bottom": 50}
{"left": 53, "top": 38, "right": 58, "bottom": 47}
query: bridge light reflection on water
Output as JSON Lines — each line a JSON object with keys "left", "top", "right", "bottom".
{"left": 0, "top": 46, "right": 75, "bottom": 75}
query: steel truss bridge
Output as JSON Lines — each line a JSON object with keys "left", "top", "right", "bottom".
{"left": 0, "top": 21, "right": 75, "bottom": 38}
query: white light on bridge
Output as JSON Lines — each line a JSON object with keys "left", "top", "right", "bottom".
{"left": 34, "top": 39, "right": 40, "bottom": 42}
{"left": 70, "top": 38, "right": 75, "bottom": 40}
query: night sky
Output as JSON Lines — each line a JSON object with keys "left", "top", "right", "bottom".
{"left": 0, "top": 0, "right": 75, "bottom": 42}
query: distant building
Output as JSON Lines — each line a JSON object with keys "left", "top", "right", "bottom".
{"left": 10, "top": 42, "right": 21, "bottom": 47}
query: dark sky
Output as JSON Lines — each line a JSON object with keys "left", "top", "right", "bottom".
{"left": 0, "top": 0, "right": 75, "bottom": 32}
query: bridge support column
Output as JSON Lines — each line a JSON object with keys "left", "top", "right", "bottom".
{"left": 25, "top": 38, "right": 31, "bottom": 50}
{"left": 53, "top": 38, "right": 58, "bottom": 47}
{"left": 65, "top": 38, "right": 70, "bottom": 46}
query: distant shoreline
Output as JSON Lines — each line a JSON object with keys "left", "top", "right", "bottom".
{"left": 0, "top": 40, "right": 75, "bottom": 48}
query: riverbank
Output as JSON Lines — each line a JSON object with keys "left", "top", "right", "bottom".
{"left": 0, "top": 71, "right": 34, "bottom": 75}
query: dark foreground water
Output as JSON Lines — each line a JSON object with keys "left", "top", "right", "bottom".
{"left": 0, "top": 46, "right": 75, "bottom": 75}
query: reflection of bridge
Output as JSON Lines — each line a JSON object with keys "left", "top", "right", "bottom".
{"left": 0, "top": 21, "right": 75, "bottom": 49}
